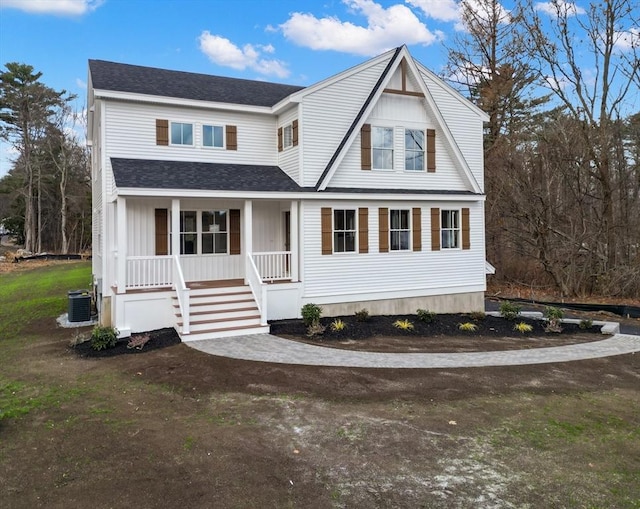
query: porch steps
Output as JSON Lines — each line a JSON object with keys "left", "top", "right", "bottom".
{"left": 172, "top": 285, "right": 269, "bottom": 341}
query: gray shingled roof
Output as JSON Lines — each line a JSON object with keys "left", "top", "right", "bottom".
{"left": 90, "top": 60, "right": 304, "bottom": 107}
{"left": 111, "top": 158, "right": 305, "bottom": 192}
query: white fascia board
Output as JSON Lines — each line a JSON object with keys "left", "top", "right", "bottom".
{"left": 114, "top": 187, "right": 485, "bottom": 202}
{"left": 415, "top": 62, "right": 490, "bottom": 122}
{"left": 92, "top": 88, "right": 274, "bottom": 115}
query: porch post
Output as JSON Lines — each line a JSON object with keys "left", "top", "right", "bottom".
{"left": 171, "top": 199, "right": 180, "bottom": 272}
{"left": 244, "top": 199, "right": 253, "bottom": 284}
{"left": 171, "top": 198, "right": 180, "bottom": 288}
{"left": 116, "top": 196, "right": 127, "bottom": 294}
{"left": 290, "top": 200, "right": 299, "bottom": 281}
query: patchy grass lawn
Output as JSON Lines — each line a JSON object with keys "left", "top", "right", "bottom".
{"left": 1, "top": 263, "right": 639, "bottom": 508}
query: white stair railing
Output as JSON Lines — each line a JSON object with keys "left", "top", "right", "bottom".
{"left": 172, "top": 255, "right": 190, "bottom": 335}
{"left": 246, "top": 254, "right": 268, "bottom": 325}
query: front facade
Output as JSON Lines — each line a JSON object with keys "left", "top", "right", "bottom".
{"left": 88, "top": 46, "right": 490, "bottom": 341}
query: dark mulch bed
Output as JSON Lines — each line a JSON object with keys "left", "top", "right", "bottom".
{"left": 72, "top": 328, "right": 181, "bottom": 358}
{"left": 269, "top": 313, "right": 601, "bottom": 342}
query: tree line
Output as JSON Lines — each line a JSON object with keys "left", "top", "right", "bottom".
{"left": 447, "top": 0, "right": 639, "bottom": 298}
{"left": 0, "top": 63, "right": 90, "bottom": 254}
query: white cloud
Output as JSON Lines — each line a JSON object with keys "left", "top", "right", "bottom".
{"left": 280, "top": 0, "right": 440, "bottom": 57}
{"left": 76, "top": 78, "right": 87, "bottom": 90}
{"left": 198, "top": 32, "right": 290, "bottom": 79}
{"left": 0, "top": 0, "right": 103, "bottom": 16}
{"left": 614, "top": 28, "right": 640, "bottom": 52}
{"left": 535, "top": 1, "right": 585, "bottom": 18}
{"left": 406, "top": 0, "right": 460, "bottom": 22}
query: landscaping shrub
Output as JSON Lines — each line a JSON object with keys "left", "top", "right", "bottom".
{"left": 458, "top": 322, "right": 478, "bottom": 332}
{"left": 90, "top": 326, "right": 119, "bottom": 351}
{"left": 579, "top": 319, "right": 593, "bottom": 330}
{"left": 544, "top": 306, "right": 564, "bottom": 333}
{"left": 354, "top": 309, "right": 370, "bottom": 322}
{"left": 330, "top": 318, "right": 347, "bottom": 332}
{"left": 301, "top": 303, "right": 322, "bottom": 326}
{"left": 469, "top": 311, "right": 486, "bottom": 321}
{"left": 416, "top": 309, "right": 436, "bottom": 323}
{"left": 514, "top": 322, "right": 533, "bottom": 333}
{"left": 499, "top": 301, "right": 522, "bottom": 320}
{"left": 393, "top": 319, "right": 414, "bottom": 331}
{"left": 306, "top": 321, "right": 325, "bottom": 338}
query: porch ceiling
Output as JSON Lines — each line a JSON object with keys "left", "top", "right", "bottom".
{"left": 111, "top": 158, "right": 305, "bottom": 193}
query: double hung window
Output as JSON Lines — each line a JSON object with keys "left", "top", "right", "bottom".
{"left": 372, "top": 127, "right": 394, "bottom": 170}
{"left": 405, "top": 129, "right": 424, "bottom": 171}
{"left": 333, "top": 209, "right": 356, "bottom": 253}
{"left": 441, "top": 210, "right": 460, "bottom": 249}
{"left": 390, "top": 209, "right": 410, "bottom": 251}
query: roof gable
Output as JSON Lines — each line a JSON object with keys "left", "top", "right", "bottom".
{"left": 316, "top": 46, "right": 483, "bottom": 194}
{"left": 89, "top": 60, "right": 304, "bottom": 107}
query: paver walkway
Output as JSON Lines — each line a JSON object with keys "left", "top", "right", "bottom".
{"left": 186, "top": 333, "right": 640, "bottom": 369}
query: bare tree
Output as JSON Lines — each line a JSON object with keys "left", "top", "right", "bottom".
{"left": 521, "top": 0, "right": 640, "bottom": 280}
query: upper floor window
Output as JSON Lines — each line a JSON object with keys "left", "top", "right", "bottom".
{"left": 171, "top": 122, "right": 193, "bottom": 145}
{"left": 283, "top": 124, "right": 293, "bottom": 149}
{"left": 372, "top": 126, "right": 394, "bottom": 170}
{"left": 390, "top": 209, "right": 410, "bottom": 251}
{"left": 441, "top": 209, "right": 460, "bottom": 249}
{"left": 333, "top": 209, "right": 356, "bottom": 253}
{"left": 405, "top": 129, "right": 424, "bottom": 171}
{"left": 203, "top": 125, "right": 224, "bottom": 148}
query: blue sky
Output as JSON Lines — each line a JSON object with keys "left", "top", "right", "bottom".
{"left": 0, "top": 0, "right": 638, "bottom": 177}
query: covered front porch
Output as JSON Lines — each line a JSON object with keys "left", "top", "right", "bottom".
{"left": 111, "top": 196, "right": 301, "bottom": 337}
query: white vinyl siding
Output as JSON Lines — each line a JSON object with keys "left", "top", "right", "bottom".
{"left": 418, "top": 65, "right": 485, "bottom": 191}
{"left": 327, "top": 93, "right": 469, "bottom": 190}
{"left": 103, "top": 101, "right": 277, "bottom": 171}
{"left": 277, "top": 106, "right": 300, "bottom": 184}
{"left": 302, "top": 201, "right": 486, "bottom": 301}
{"left": 300, "top": 58, "right": 391, "bottom": 187}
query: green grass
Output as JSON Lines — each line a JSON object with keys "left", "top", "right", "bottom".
{"left": 0, "top": 376, "right": 86, "bottom": 421}
{"left": 0, "top": 262, "right": 91, "bottom": 341}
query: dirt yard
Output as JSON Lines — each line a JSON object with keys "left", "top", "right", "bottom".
{"left": 1, "top": 318, "right": 639, "bottom": 508}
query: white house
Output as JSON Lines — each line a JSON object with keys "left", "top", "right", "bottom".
{"left": 87, "top": 46, "right": 490, "bottom": 341}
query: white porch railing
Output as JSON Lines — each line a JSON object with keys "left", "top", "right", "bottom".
{"left": 252, "top": 251, "right": 291, "bottom": 282}
{"left": 126, "top": 255, "right": 172, "bottom": 289}
{"left": 173, "top": 255, "right": 190, "bottom": 335}
{"left": 246, "top": 255, "right": 268, "bottom": 325}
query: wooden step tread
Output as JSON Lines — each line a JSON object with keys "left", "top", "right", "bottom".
{"left": 176, "top": 306, "right": 258, "bottom": 318}
{"left": 183, "top": 323, "right": 268, "bottom": 336}
{"left": 173, "top": 298, "right": 254, "bottom": 308}
{"left": 172, "top": 290, "right": 251, "bottom": 300}
{"left": 177, "top": 314, "right": 261, "bottom": 326}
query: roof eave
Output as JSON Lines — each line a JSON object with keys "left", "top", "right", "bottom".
{"left": 92, "top": 88, "right": 275, "bottom": 115}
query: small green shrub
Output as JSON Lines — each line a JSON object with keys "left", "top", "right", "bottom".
{"left": 458, "top": 322, "right": 478, "bottom": 332}
{"left": 416, "top": 309, "right": 436, "bottom": 323}
{"left": 469, "top": 311, "right": 486, "bottom": 321}
{"left": 544, "top": 306, "right": 563, "bottom": 333}
{"left": 499, "top": 301, "right": 522, "bottom": 320}
{"left": 544, "top": 306, "right": 564, "bottom": 321}
{"left": 306, "top": 321, "right": 326, "bottom": 338}
{"left": 393, "top": 319, "right": 414, "bottom": 331}
{"left": 354, "top": 309, "right": 370, "bottom": 322}
{"left": 330, "top": 318, "right": 347, "bottom": 332}
{"left": 514, "top": 322, "right": 533, "bottom": 333}
{"left": 301, "top": 303, "right": 322, "bottom": 326}
{"left": 579, "top": 318, "right": 593, "bottom": 330}
{"left": 90, "top": 326, "right": 119, "bottom": 351}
